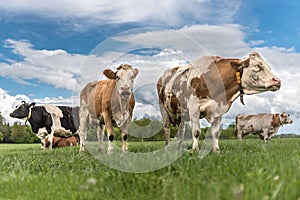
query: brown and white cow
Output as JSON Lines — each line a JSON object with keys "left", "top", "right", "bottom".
{"left": 236, "top": 112, "right": 293, "bottom": 141}
{"left": 78, "top": 64, "right": 138, "bottom": 153}
{"left": 157, "top": 52, "right": 281, "bottom": 152}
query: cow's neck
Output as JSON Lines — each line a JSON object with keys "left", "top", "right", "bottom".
{"left": 119, "top": 97, "right": 129, "bottom": 114}
{"left": 27, "top": 107, "right": 43, "bottom": 133}
{"left": 219, "top": 62, "right": 243, "bottom": 106}
{"left": 111, "top": 88, "right": 129, "bottom": 115}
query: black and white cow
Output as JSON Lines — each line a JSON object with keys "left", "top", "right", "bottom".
{"left": 10, "top": 101, "right": 79, "bottom": 149}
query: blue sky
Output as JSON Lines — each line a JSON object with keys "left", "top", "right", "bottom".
{"left": 0, "top": 0, "right": 300, "bottom": 133}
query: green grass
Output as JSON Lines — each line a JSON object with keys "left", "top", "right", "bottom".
{"left": 0, "top": 138, "right": 300, "bottom": 200}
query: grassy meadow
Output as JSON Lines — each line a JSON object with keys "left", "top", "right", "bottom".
{"left": 0, "top": 138, "right": 299, "bottom": 200}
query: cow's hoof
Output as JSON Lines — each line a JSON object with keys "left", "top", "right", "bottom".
{"left": 98, "top": 147, "right": 104, "bottom": 152}
{"left": 212, "top": 148, "right": 220, "bottom": 153}
{"left": 79, "top": 146, "right": 85, "bottom": 152}
{"left": 107, "top": 148, "right": 114, "bottom": 155}
{"left": 189, "top": 149, "right": 194, "bottom": 155}
{"left": 189, "top": 147, "right": 199, "bottom": 155}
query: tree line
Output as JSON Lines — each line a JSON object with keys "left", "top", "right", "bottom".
{"left": 0, "top": 113, "right": 40, "bottom": 143}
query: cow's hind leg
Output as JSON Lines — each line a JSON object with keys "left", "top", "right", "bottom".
{"left": 78, "top": 105, "right": 89, "bottom": 152}
{"left": 160, "top": 105, "right": 171, "bottom": 150}
{"left": 97, "top": 124, "right": 105, "bottom": 151}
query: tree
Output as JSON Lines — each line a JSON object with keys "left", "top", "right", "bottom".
{"left": 10, "top": 122, "right": 30, "bottom": 143}
{"left": 0, "top": 112, "right": 10, "bottom": 143}
{"left": 0, "top": 131, "right": 4, "bottom": 142}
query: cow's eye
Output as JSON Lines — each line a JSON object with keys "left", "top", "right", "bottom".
{"left": 254, "top": 65, "right": 262, "bottom": 72}
{"left": 116, "top": 75, "right": 120, "bottom": 79}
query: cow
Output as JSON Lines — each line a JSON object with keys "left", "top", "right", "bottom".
{"left": 10, "top": 101, "right": 79, "bottom": 149}
{"left": 78, "top": 64, "right": 138, "bottom": 153}
{"left": 157, "top": 52, "right": 281, "bottom": 152}
{"left": 236, "top": 112, "right": 293, "bottom": 141}
{"left": 45, "top": 135, "right": 78, "bottom": 148}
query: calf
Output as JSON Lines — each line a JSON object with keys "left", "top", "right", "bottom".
{"left": 78, "top": 64, "right": 138, "bottom": 153}
{"left": 236, "top": 112, "right": 293, "bottom": 141}
{"left": 10, "top": 101, "right": 79, "bottom": 149}
{"left": 45, "top": 135, "right": 78, "bottom": 148}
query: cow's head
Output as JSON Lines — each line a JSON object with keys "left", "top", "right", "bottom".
{"left": 103, "top": 64, "right": 139, "bottom": 100}
{"left": 238, "top": 52, "right": 281, "bottom": 94}
{"left": 10, "top": 101, "right": 36, "bottom": 119}
{"left": 280, "top": 112, "right": 293, "bottom": 125}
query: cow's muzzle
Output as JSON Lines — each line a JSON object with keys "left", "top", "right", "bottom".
{"left": 268, "top": 77, "right": 281, "bottom": 91}
{"left": 120, "top": 91, "right": 131, "bottom": 100}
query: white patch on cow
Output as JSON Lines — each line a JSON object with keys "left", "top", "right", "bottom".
{"left": 113, "top": 109, "right": 130, "bottom": 128}
{"left": 197, "top": 98, "right": 229, "bottom": 123}
{"left": 43, "top": 105, "right": 63, "bottom": 129}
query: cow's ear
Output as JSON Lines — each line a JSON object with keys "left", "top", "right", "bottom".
{"left": 133, "top": 68, "right": 139, "bottom": 77}
{"left": 103, "top": 69, "right": 116, "bottom": 79}
{"left": 230, "top": 58, "right": 249, "bottom": 70}
{"left": 230, "top": 61, "right": 243, "bottom": 70}
{"left": 241, "top": 57, "right": 250, "bottom": 68}
{"left": 230, "top": 61, "right": 240, "bottom": 69}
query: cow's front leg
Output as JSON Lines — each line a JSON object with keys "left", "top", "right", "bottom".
{"left": 121, "top": 131, "right": 128, "bottom": 152}
{"left": 262, "top": 128, "right": 270, "bottom": 142}
{"left": 120, "top": 120, "right": 131, "bottom": 152}
{"left": 236, "top": 127, "right": 243, "bottom": 141}
{"left": 190, "top": 110, "right": 201, "bottom": 151}
{"left": 103, "top": 112, "right": 114, "bottom": 154}
{"left": 47, "top": 127, "right": 55, "bottom": 150}
{"left": 211, "top": 117, "right": 222, "bottom": 152}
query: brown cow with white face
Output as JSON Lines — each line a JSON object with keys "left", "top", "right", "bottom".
{"left": 236, "top": 112, "right": 293, "bottom": 141}
{"left": 78, "top": 64, "right": 138, "bottom": 153}
{"left": 157, "top": 52, "right": 281, "bottom": 152}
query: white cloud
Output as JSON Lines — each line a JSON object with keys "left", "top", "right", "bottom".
{"left": 0, "top": 0, "right": 241, "bottom": 27}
